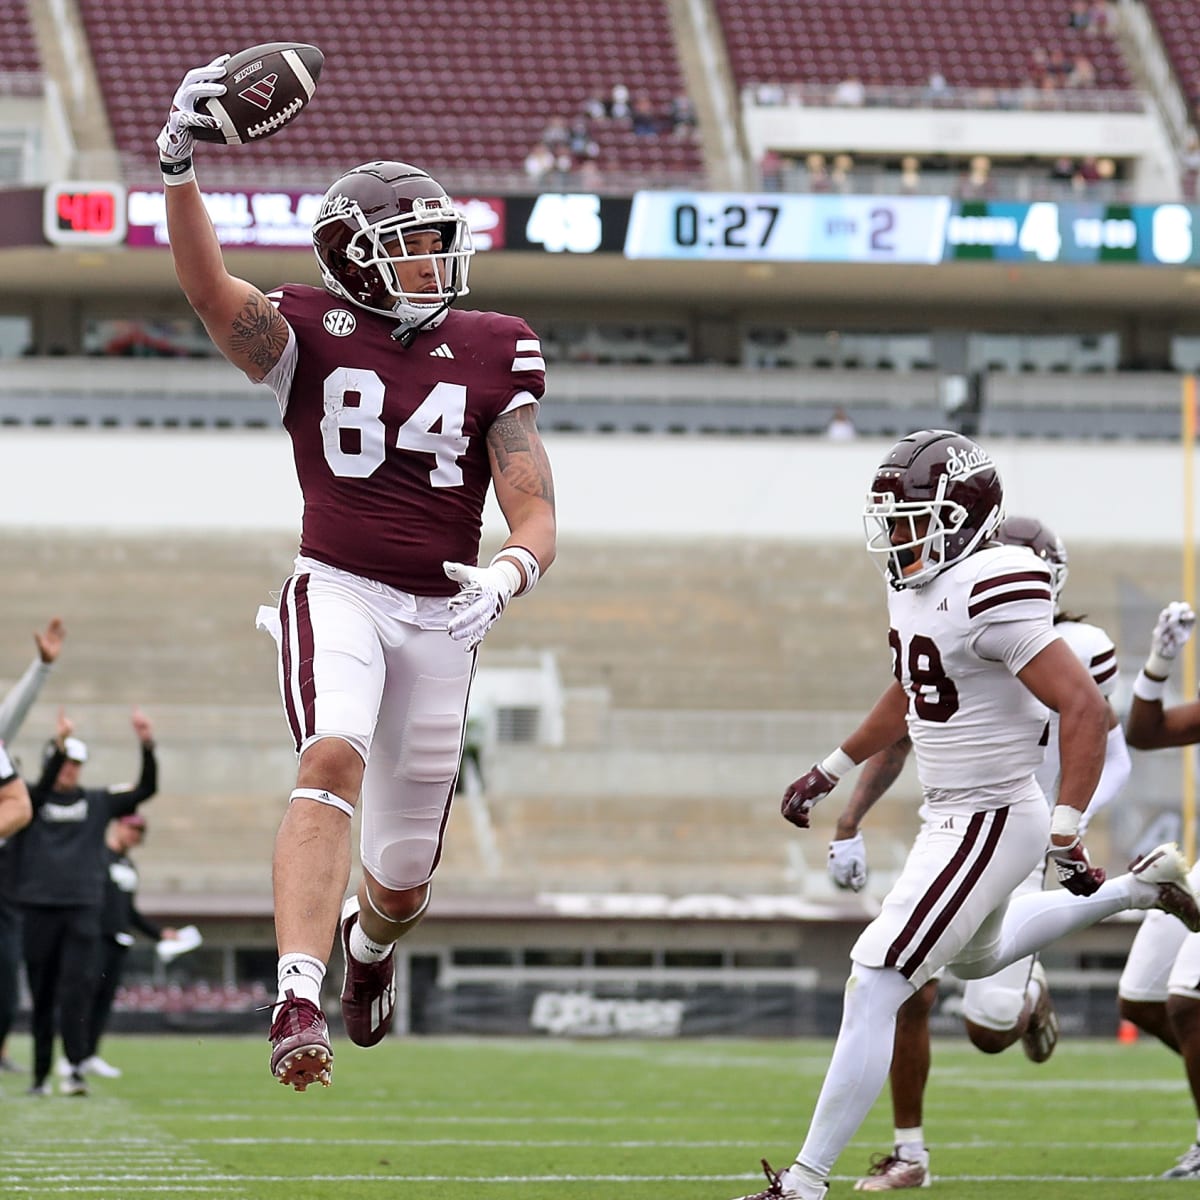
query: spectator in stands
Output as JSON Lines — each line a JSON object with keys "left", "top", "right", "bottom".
{"left": 71, "top": 812, "right": 178, "bottom": 1081}
{"left": 899, "top": 155, "right": 923, "bottom": 193}
{"left": 830, "top": 154, "right": 855, "bottom": 194}
{"left": 523, "top": 141, "right": 555, "bottom": 184}
{"left": 1066, "top": 54, "right": 1097, "bottom": 89}
{"left": 631, "top": 94, "right": 660, "bottom": 136}
{"left": 804, "top": 153, "right": 831, "bottom": 192}
{"left": 566, "top": 117, "right": 599, "bottom": 162}
{"left": 1073, "top": 155, "right": 1103, "bottom": 193}
{"left": 727, "top": 430, "right": 1199, "bottom": 1200}
{"left": 0, "top": 617, "right": 66, "bottom": 1076}
{"left": 669, "top": 93, "right": 697, "bottom": 135}
{"left": 824, "top": 407, "right": 857, "bottom": 441}
{"left": 540, "top": 116, "right": 569, "bottom": 152}
{"left": 17, "top": 707, "right": 157, "bottom": 1096}
{"left": 1088, "top": 1, "right": 1110, "bottom": 34}
{"left": 759, "top": 149, "right": 785, "bottom": 192}
{"left": 1068, "top": 0, "right": 1092, "bottom": 30}
{"left": 580, "top": 94, "right": 608, "bottom": 121}
{"left": 833, "top": 75, "right": 865, "bottom": 107}
{"left": 608, "top": 82, "right": 631, "bottom": 120}
{"left": 959, "top": 155, "right": 993, "bottom": 199}
{"left": 157, "top": 59, "right": 557, "bottom": 1094}
{"left": 924, "top": 69, "right": 948, "bottom": 103}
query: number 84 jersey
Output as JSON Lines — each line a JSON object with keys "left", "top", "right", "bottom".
{"left": 886, "top": 543, "right": 1060, "bottom": 792}
{"left": 263, "top": 284, "right": 545, "bottom": 597}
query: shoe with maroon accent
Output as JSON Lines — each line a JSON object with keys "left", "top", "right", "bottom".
{"left": 854, "top": 1148, "right": 930, "bottom": 1190}
{"left": 728, "top": 1160, "right": 827, "bottom": 1199}
{"left": 339, "top": 895, "right": 396, "bottom": 1047}
{"left": 268, "top": 989, "right": 332, "bottom": 1091}
{"left": 1021, "top": 960, "right": 1059, "bottom": 1064}
{"left": 1132, "top": 842, "right": 1200, "bottom": 932}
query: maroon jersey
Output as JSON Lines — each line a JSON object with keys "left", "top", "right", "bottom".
{"left": 264, "top": 285, "right": 545, "bottom": 595}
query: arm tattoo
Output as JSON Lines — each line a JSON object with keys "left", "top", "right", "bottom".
{"left": 488, "top": 408, "right": 555, "bottom": 503}
{"left": 229, "top": 291, "right": 288, "bottom": 375}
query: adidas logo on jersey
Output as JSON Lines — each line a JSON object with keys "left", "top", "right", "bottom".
{"left": 430, "top": 343, "right": 455, "bottom": 359}
{"left": 937, "top": 598, "right": 949, "bottom": 611}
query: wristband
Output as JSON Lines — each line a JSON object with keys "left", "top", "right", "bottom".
{"left": 1050, "top": 804, "right": 1082, "bottom": 839}
{"left": 820, "top": 747, "right": 856, "bottom": 781}
{"left": 161, "top": 158, "right": 195, "bottom": 186}
{"left": 1132, "top": 668, "right": 1167, "bottom": 702}
{"left": 490, "top": 546, "right": 540, "bottom": 596}
{"left": 1145, "top": 649, "right": 1175, "bottom": 679}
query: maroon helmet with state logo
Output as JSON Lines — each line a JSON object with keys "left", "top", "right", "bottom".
{"left": 995, "top": 514, "right": 1069, "bottom": 599}
{"left": 863, "top": 428, "right": 1004, "bottom": 589}
{"left": 311, "top": 160, "right": 474, "bottom": 322}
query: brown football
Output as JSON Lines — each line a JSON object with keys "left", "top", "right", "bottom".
{"left": 193, "top": 42, "right": 323, "bottom": 145}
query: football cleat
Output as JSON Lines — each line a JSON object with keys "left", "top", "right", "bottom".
{"left": 1131, "top": 843, "right": 1200, "bottom": 933}
{"left": 81, "top": 1054, "right": 122, "bottom": 1079}
{"left": 728, "top": 1160, "right": 827, "bottom": 1200}
{"left": 1021, "top": 961, "right": 1059, "bottom": 1064}
{"left": 339, "top": 895, "right": 397, "bottom": 1048}
{"left": 59, "top": 1070, "right": 88, "bottom": 1097}
{"left": 26, "top": 1081, "right": 51, "bottom": 1097}
{"left": 1162, "top": 1142, "right": 1200, "bottom": 1179}
{"left": 854, "top": 1149, "right": 930, "bottom": 1191}
{"left": 268, "top": 989, "right": 332, "bottom": 1091}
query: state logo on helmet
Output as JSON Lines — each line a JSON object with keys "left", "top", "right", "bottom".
{"left": 863, "top": 428, "right": 1004, "bottom": 589}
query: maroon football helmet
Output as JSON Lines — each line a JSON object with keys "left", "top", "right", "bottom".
{"left": 311, "top": 160, "right": 473, "bottom": 320}
{"left": 863, "top": 428, "right": 1004, "bottom": 588}
{"left": 996, "top": 514, "right": 1069, "bottom": 599}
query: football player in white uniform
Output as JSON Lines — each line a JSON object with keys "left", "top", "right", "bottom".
{"left": 729, "top": 430, "right": 1199, "bottom": 1200}
{"left": 824, "top": 515, "right": 1131, "bottom": 1191}
{"left": 1117, "top": 600, "right": 1200, "bottom": 1178}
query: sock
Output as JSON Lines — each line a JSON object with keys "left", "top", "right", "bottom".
{"left": 797, "top": 963, "right": 915, "bottom": 1176}
{"left": 349, "top": 919, "right": 393, "bottom": 964}
{"left": 276, "top": 953, "right": 326, "bottom": 1007}
{"left": 895, "top": 1126, "right": 926, "bottom": 1161}
{"left": 783, "top": 1161, "right": 828, "bottom": 1197}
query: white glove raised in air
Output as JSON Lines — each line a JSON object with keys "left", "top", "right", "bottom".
{"left": 828, "top": 833, "right": 868, "bottom": 892}
{"left": 1147, "top": 600, "right": 1197, "bottom": 678}
{"left": 443, "top": 559, "right": 522, "bottom": 651}
{"left": 156, "top": 55, "right": 228, "bottom": 175}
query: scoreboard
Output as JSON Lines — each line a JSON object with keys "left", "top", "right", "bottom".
{"left": 39, "top": 183, "right": 1200, "bottom": 266}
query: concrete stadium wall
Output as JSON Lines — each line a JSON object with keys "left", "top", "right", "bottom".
{"left": 1, "top": 427, "right": 1197, "bottom": 545}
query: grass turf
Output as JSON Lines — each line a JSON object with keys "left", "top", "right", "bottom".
{"left": 0, "top": 1032, "right": 1190, "bottom": 1198}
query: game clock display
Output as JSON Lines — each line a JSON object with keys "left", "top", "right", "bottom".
{"left": 622, "top": 191, "right": 1200, "bottom": 267}
{"left": 43, "top": 183, "right": 128, "bottom": 247}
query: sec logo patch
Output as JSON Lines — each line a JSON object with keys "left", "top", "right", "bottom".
{"left": 323, "top": 309, "right": 357, "bottom": 336}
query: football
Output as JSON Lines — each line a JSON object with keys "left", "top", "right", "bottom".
{"left": 193, "top": 42, "right": 323, "bottom": 145}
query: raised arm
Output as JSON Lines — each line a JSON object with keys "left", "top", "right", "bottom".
{"left": 158, "top": 58, "right": 288, "bottom": 382}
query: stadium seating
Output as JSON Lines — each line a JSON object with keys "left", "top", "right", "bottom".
{"left": 0, "top": 0, "right": 40, "bottom": 73}
{"left": 714, "top": 0, "right": 1133, "bottom": 93}
{"left": 1145, "top": 0, "right": 1200, "bottom": 118}
{"left": 75, "top": 0, "right": 705, "bottom": 188}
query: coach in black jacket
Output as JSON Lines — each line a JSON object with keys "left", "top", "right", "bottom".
{"left": 15, "top": 707, "right": 156, "bottom": 1096}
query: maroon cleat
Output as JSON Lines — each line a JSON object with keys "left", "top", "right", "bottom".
{"left": 339, "top": 896, "right": 397, "bottom": 1048}
{"left": 268, "top": 989, "right": 332, "bottom": 1091}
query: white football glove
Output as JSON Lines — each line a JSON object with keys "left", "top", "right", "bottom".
{"left": 828, "top": 833, "right": 868, "bottom": 892}
{"left": 1147, "top": 600, "right": 1197, "bottom": 678}
{"left": 156, "top": 55, "right": 228, "bottom": 167}
{"left": 443, "top": 559, "right": 521, "bottom": 651}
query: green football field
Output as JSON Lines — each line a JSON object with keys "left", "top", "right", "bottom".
{"left": 0, "top": 1032, "right": 1191, "bottom": 1198}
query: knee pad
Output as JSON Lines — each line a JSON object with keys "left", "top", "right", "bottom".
{"left": 961, "top": 977, "right": 1026, "bottom": 1031}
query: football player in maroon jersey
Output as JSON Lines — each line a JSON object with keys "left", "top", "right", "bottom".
{"left": 158, "top": 60, "right": 556, "bottom": 1090}
{"left": 729, "top": 431, "right": 1198, "bottom": 1200}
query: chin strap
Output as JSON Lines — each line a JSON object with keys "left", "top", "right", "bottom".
{"left": 391, "top": 290, "right": 457, "bottom": 347}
